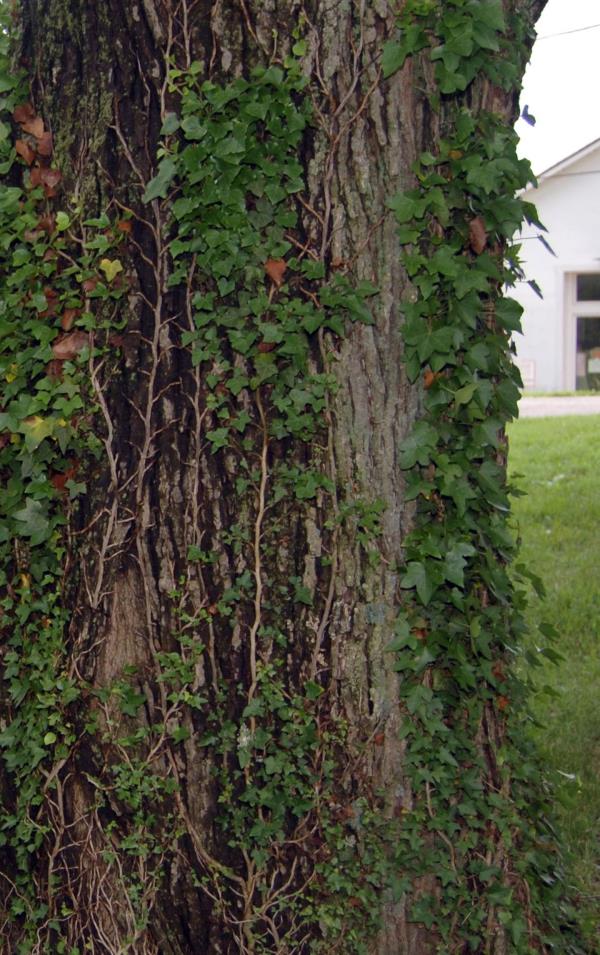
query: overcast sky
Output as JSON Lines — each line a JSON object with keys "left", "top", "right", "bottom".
{"left": 515, "top": 0, "right": 600, "bottom": 174}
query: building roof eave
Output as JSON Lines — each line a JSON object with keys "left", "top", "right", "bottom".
{"left": 535, "top": 136, "right": 600, "bottom": 184}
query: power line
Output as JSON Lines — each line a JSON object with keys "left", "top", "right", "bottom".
{"left": 537, "top": 22, "right": 600, "bottom": 41}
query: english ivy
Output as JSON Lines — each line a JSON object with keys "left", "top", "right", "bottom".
{"left": 0, "top": 0, "right": 586, "bottom": 951}
{"left": 386, "top": 2, "right": 583, "bottom": 951}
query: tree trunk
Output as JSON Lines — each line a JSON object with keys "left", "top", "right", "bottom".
{"left": 0, "top": 1, "right": 551, "bottom": 953}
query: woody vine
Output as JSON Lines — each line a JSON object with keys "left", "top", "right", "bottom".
{"left": 383, "top": 2, "right": 583, "bottom": 951}
{"left": 0, "top": 1, "right": 586, "bottom": 954}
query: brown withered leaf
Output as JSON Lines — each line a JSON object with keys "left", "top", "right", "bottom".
{"left": 21, "top": 116, "right": 45, "bottom": 139}
{"left": 82, "top": 277, "right": 98, "bottom": 294}
{"left": 116, "top": 219, "right": 132, "bottom": 234}
{"left": 37, "top": 131, "right": 53, "bottom": 157}
{"left": 15, "top": 139, "right": 35, "bottom": 165}
{"left": 40, "top": 167, "right": 62, "bottom": 198}
{"left": 23, "top": 229, "right": 42, "bottom": 243}
{"left": 51, "top": 461, "right": 79, "bottom": 494}
{"left": 29, "top": 167, "right": 42, "bottom": 188}
{"left": 51, "top": 330, "right": 88, "bottom": 361}
{"left": 45, "top": 359, "right": 64, "bottom": 382}
{"left": 264, "top": 258, "right": 286, "bottom": 287}
{"left": 492, "top": 660, "right": 505, "bottom": 681}
{"left": 50, "top": 472, "right": 69, "bottom": 493}
{"left": 37, "top": 214, "right": 56, "bottom": 234}
{"left": 257, "top": 341, "right": 276, "bottom": 353}
{"left": 21, "top": 116, "right": 44, "bottom": 139}
{"left": 468, "top": 216, "right": 487, "bottom": 255}
{"left": 39, "top": 286, "right": 59, "bottom": 318}
{"left": 424, "top": 369, "right": 444, "bottom": 389}
{"left": 61, "top": 308, "right": 80, "bottom": 332}
{"left": 13, "top": 102, "right": 35, "bottom": 124}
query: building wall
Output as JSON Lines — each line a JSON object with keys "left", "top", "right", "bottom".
{"left": 512, "top": 145, "right": 600, "bottom": 391}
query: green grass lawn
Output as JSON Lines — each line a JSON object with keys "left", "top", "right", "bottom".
{"left": 508, "top": 415, "right": 600, "bottom": 945}
{"left": 524, "top": 390, "right": 600, "bottom": 397}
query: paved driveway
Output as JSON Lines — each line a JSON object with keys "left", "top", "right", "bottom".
{"left": 519, "top": 395, "right": 600, "bottom": 418}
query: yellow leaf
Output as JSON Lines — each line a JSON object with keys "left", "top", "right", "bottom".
{"left": 99, "top": 258, "right": 123, "bottom": 283}
{"left": 22, "top": 414, "right": 55, "bottom": 451}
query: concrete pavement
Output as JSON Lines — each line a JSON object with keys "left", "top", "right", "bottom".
{"left": 518, "top": 395, "right": 600, "bottom": 418}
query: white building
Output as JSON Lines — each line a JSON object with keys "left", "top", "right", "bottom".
{"left": 512, "top": 137, "right": 600, "bottom": 392}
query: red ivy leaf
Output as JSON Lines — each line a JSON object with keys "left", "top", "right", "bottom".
{"left": 21, "top": 116, "right": 44, "bottom": 139}
{"left": 264, "top": 258, "right": 286, "bottom": 287}
{"left": 40, "top": 167, "right": 62, "bottom": 198}
{"left": 61, "top": 308, "right": 80, "bottom": 331}
{"left": 51, "top": 330, "right": 88, "bottom": 361}
{"left": 15, "top": 139, "right": 35, "bottom": 165}
{"left": 13, "top": 102, "right": 35, "bottom": 124}
{"left": 37, "top": 131, "right": 53, "bottom": 158}
{"left": 37, "top": 214, "right": 56, "bottom": 234}
{"left": 45, "top": 359, "right": 64, "bottom": 382}
{"left": 469, "top": 216, "right": 487, "bottom": 255}
{"left": 51, "top": 461, "right": 79, "bottom": 494}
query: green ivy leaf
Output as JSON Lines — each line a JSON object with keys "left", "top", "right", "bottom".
{"left": 474, "top": 0, "right": 505, "bottom": 33}
{"left": 21, "top": 414, "right": 55, "bottom": 451}
{"left": 305, "top": 681, "right": 324, "bottom": 701}
{"left": 454, "top": 382, "right": 477, "bottom": 407}
{"left": 294, "top": 470, "right": 333, "bottom": 500}
{"left": 496, "top": 297, "right": 523, "bottom": 332}
{"left": 388, "top": 192, "right": 423, "bottom": 223}
{"left": 143, "top": 156, "right": 178, "bottom": 203}
{"left": 399, "top": 421, "right": 438, "bottom": 468}
{"left": 55, "top": 211, "right": 70, "bottom": 231}
{"left": 292, "top": 579, "right": 313, "bottom": 606}
{"left": 206, "top": 428, "right": 229, "bottom": 451}
{"left": 160, "top": 112, "right": 180, "bottom": 135}
{"left": 13, "top": 498, "right": 50, "bottom": 546}
{"left": 443, "top": 542, "right": 475, "bottom": 587}
{"left": 381, "top": 41, "right": 409, "bottom": 78}
{"left": 400, "top": 561, "right": 438, "bottom": 605}
{"left": 170, "top": 725, "right": 191, "bottom": 744}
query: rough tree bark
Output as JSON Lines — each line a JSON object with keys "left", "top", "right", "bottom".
{"left": 0, "top": 1, "right": 547, "bottom": 953}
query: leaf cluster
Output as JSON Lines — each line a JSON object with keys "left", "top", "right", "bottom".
{"left": 385, "top": 2, "right": 586, "bottom": 952}
{"left": 148, "top": 64, "right": 374, "bottom": 447}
